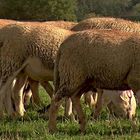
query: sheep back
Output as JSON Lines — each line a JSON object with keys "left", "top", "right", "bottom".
{"left": 72, "top": 17, "right": 140, "bottom": 32}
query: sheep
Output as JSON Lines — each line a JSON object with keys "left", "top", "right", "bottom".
{"left": 84, "top": 89, "right": 136, "bottom": 119}
{"left": 0, "top": 19, "right": 77, "bottom": 106}
{"left": 0, "top": 19, "right": 77, "bottom": 118}
{"left": 72, "top": 17, "right": 140, "bottom": 32}
{"left": 93, "top": 89, "right": 136, "bottom": 119}
{"left": 48, "top": 29, "right": 140, "bottom": 133}
{"left": 0, "top": 23, "right": 73, "bottom": 117}
{"left": 0, "top": 19, "right": 77, "bottom": 104}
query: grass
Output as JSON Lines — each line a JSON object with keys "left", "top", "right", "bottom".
{"left": 0, "top": 87, "right": 140, "bottom": 140}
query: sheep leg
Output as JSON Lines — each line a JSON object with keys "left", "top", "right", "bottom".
{"left": 48, "top": 93, "right": 63, "bottom": 133}
{"left": 12, "top": 73, "right": 27, "bottom": 117}
{"left": 84, "top": 92, "right": 91, "bottom": 106}
{"left": 0, "top": 80, "right": 15, "bottom": 117}
{"left": 40, "top": 81, "right": 54, "bottom": 99}
{"left": 28, "top": 78, "right": 41, "bottom": 106}
{"left": 84, "top": 92, "right": 97, "bottom": 109}
{"left": 0, "top": 87, "right": 5, "bottom": 117}
{"left": 36, "top": 81, "right": 54, "bottom": 114}
{"left": 93, "top": 89, "right": 103, "bottom": 119}
{"left": 64, "top": 97, "right": 76, "bottom": 121}
{"left": 71, "top": 93, "right": 86, "bottom": 133}
{"left": 4, "top": 85, "right": 15, "bottom": 117}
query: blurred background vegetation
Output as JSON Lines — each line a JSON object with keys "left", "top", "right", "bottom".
{"left": 0, "top": 0, "right": 140, "bottom": 21}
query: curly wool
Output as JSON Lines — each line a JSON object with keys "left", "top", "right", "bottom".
{"left": 72, "top": 17, "right": 140, "bottom": 32}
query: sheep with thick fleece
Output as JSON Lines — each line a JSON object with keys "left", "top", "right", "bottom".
{"left": 93, "top": 89, "right": 136, "bottom": 119}
{"left": 0, "top": 19, "right": 77, "bottom": 106}
{"left": 48, "top": 29, "right": 140, "bottom": 133}
{"left": 72, "top": 17, "right": 140, "bottom": 32}
{"left": 0, "top": 23, "right": 73, "bottom": 117}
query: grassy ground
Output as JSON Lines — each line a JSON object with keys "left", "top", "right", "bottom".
{"left": 0, "top": 87, "right": 140, "bottom": 140}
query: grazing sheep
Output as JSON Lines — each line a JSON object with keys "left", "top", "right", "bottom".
{"left": 84, "top": 89, "right": 136, "bottom": 119}
{"left": 72, "top": 17, "right": 140, "bottom": 32}
{"left": 48, "top": 29, "right": 140, "bottom": 133}
{"left": 93, "top": 89, "right": 136, "bottom": 119}
{"left": 0, "top": 23, "right": 73, "bottom": 117}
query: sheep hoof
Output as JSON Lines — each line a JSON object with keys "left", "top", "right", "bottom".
{"left": 93, "top": 113, "right": 100, "bottom": 120}
{"left": 48, "top": 127, "right": 56, "bottom": 134}
{"left": 79, "top": 129, "right": 86, "bottom": 135}
{"left": 37, "top": 104, "right": 50, "bottom": 114}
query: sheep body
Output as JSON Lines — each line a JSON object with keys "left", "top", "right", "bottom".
{"left": 48, "top": 29, "right": 140, "bottom": 133}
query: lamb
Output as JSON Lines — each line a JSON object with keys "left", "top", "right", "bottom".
{"left": 84, "top": 89, "right": 137, "bottom": 119}
{"left": 72, "top": 17, "right": 140, "bottom": 32}
{"left": 93, "top": 89, "right": 136, "bottom": 119}
{"left": 0, "top": 23, "right": 73, "bottom": 117}
{"left": 48, "top": 29, "right": 140, "bottom": 133}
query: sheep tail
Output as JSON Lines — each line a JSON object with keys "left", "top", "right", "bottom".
{"left": 1, "top": 59, "right": 29, "bottom": 90}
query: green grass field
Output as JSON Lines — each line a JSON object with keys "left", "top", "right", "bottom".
{"left": 1, "top": 87, "right": 140, "bottom": 140}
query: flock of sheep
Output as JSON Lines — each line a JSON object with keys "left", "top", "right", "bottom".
{"left": 0, "top": 17, "right": 140, "bottom": 133}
